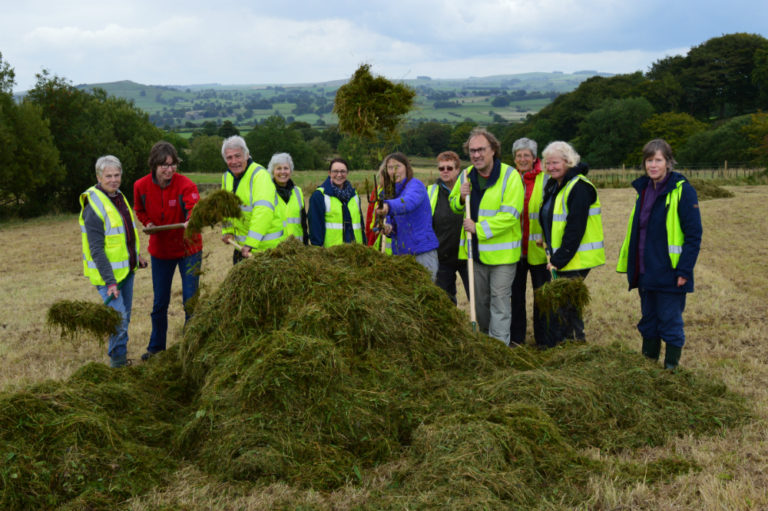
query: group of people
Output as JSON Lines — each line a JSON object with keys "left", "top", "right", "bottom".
{"left": 79, "top": 131, "right": 701, "bottom": 371}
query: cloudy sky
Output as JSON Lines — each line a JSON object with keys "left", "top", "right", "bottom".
{"left": 2, "top": 0, "right": 766, "bottom": 92}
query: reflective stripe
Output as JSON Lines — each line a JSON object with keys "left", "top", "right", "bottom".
{"left": 86, "top": 190, "right": 113, "bottom": 233}
{"left": 352, "top": 222, "right": 362, "bottom": 229}
{"left": 254, "top": 199, "right": 275, "bottom": 210}
{"left": 553, "top": 241, "right": 605, "bottom": 254}
{"left": 669, "top": 245, "right": 683, "bottom": 254}
{"left": 285, "top": 218, "right": 301, "bottom": 224}
{"left": 241, "top": 205, "right": 252, "bottom": 212}
{"left": 324, "top": 195, "right": 332, "bottom": 211}
{"left": 478, "top": 241, "right": 521, "bottom": 252}
{"left": 553, "top": 213, "right": 568, "bottom": 222}
{"left": 529, "top": 212, "right": 540, "bottom": 221}
{"left": 500, "top": 166, "right": 513, "bottom": 201}
{"left": 293, "top": 187, "right": 303, "bottom": 209}
{"left": 480, "top": 220, "right": 492, "bottom": 239}
{"left": 326, "top": 222, "right": 344, "bottom": 229}
{"left": 86, "top": 259, "right": 130, "bottom": 271}
{"left": 80, "top": 225, "right": 87, "bottom": 233}
{"left": 235, "top": 235, "right": 247, "bottom": 242}
{"left": 529, "top": 233, "right": 542, "bottom": 242}
{"left": 246, "top": 230, "right": 283, "bottom": 242}
{"left": 589, "top": 207, "right": 601, "bottom": 215}
{"left": 478, "top": 208, "right": 498, "bottom": 217}
{"left": 499, "top": 205, "right": 520, "bottom": 218}
{"left": 105, "top": 226, "right": 125, "bottom": 235}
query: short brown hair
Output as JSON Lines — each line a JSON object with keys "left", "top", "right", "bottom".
{"left": 642, "top": 138, "right": 676, "bottom": 171}
{"left": 148, "top": 141, "right": 180, "bottom": 175}
{"left": 436, "top": 151, "right": 461, "bottom": 169}
{"left": 463, "top": 127, "right": 501, "bottom": 160}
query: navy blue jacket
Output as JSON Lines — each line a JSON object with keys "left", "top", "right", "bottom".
{"left": 623, "top": 172, "right": 702, "bottom": 293}
{"left": 308, "top": 177, "right": 363, "bottom": 246}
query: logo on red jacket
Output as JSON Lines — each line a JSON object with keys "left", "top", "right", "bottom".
{"left": 191, "top": 192, "right": 199, "bottom": 200}
{"left": 169, "top": 199, "right": 177, "bottom": 207}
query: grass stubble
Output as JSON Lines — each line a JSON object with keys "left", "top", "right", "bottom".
{"left": 0, "top": 184, "right": 766, "bottom": 510}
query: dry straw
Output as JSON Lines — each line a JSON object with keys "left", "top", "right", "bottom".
{"left": 1, "top": 239, "right": 751, "bottom": 509}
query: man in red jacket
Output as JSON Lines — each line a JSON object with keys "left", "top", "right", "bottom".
{"left": 133, "top": 141, "right": 203, "bottom": 361}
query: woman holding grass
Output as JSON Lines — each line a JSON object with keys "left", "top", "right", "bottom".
{"left": 268, "top": 152, "right": 308, "bottom": 244}
{"left": 375, "top": 152, "right": 439, "bottom": 281}
{"left": 617, "top": 139, "right": 702, "bottom": 370}
{"left": 540, "top": 141, "right": 605, "bottom": 345}
{"left": 80, "top": 155, "right": 148, "bottom": 368}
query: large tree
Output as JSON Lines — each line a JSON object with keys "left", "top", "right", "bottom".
{"left": 25, "top": 71, "right": 162, "bottom": 211}
{"left": 0, "top": 56, "right": 64, "bottom": 217}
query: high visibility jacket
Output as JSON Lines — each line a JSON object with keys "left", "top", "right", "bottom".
{"left": 79, "top": 186, "right": 140, "bottom": 286}
{"left": 617, "top": 179, "right": 686, "bottom": 273}
{"left": 525, "top": 172, "right": 549, "bottom": 265}
{"left": 277, "top": 185, "right": 305, "bottom": 242}
{"left": 449, "top": 163, "right": 524, "bottom": 265}
{"left": 317, "top": 186, "right": 364, "bottom": 247}
{"left": 221, "top": 161, "right": 283, "bottom": 251}
{"left": 551, "top": 175, "right": 605, "bottom": 271}
{"left": 428, "top": 183, "right": 439, "bottom": 214}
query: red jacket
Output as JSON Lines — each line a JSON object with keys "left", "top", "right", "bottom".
{"left": 133, "top": 172, "right": 203, "bottom": 259}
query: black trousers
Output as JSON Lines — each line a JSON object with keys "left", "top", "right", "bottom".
{"left": 510, "top": 259, "right": 552, "bottom": 346}
{"left": 435, "top": 259, "right": 469, "bottom": 305}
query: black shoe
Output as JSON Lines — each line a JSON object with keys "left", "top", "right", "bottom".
{"left": 141, "top": 351, "right": 155, "bottom": 362}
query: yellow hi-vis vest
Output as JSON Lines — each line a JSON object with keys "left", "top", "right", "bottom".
{"left": 449, "top": 163, "right": 524, "bottom": 265}
{"left": 277, "top": 185, "right": 305, "bottom": 242}
{"left": 427, "top": 183, "right": 439, "bottom": 214}
{"left": 617, "top": 179, "right": 685, "bottom": 272}
{"left": 317, "top": 186, "right": 363, "bottom": 247}
{"left": 551, "top": 175, "right": 605, "bottom": 271}
{"left": 525, "top": 172, "right": 549, "bottom": 265}
{"left": 79, "top": 186, "right": 140, "bottom": 286}
{"left": 221, "top": 162, "right": 283, "bottom": 251}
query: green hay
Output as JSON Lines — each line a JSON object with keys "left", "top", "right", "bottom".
{"left": 185, "top": 189, "right": 243, "bottom": 236}
{"left": 534, "top": 277, "right": 591, "bottom": 321}
{"left": 1, "top": 238, "right": 752, "bottom": 509}
{"left": 46, "top": 300, "right": 122, "bottom": 341}
{"left": 688, "top": 179, "right": 734, "bottom": 201}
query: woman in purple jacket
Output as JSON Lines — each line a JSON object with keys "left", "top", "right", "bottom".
{"left": 375, "top": 152, "right": 439, "bottom": 280}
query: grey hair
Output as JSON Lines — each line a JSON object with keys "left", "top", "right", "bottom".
{"left": 542, "top": 141, "right": 580, "bottom": 168}
{"left": 512, "top": 137, "right": 538, "bottom": 158}
{"left": 267, "top": 152, "right": 294, "bottom": 175}
{"left": 95, "top": 155, "right": 122, "bottom": 178}
{"left": 221, "top": 135, "right": 250, "bottom": 159}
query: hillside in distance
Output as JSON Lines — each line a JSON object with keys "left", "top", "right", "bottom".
{"left": 76, "top": 71, "right": 611, "bottom": 129}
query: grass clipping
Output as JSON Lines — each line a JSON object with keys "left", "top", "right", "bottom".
{"left": 185, "top": 189, "right": 242, "bottom": 236}
{"left": 46, "top": 299, "right": 122, "bottom": 342}
{"left": 1, "top": 239, "right": 751, "bottom": 510}
{"left": 689, "top": 179, "right": 734, "bottom": 201}
{"left": 535, "top": 276, "right": 591, "bottom": 321}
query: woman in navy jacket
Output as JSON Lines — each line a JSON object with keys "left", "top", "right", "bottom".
{"left": 617, "top": 139, "right": 702, "bottom": 370}
{"left": 375, "top": 152, "right": 439, "bottom": 280}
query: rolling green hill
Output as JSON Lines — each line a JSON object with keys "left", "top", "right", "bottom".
{"left": 74, "top": 71, "right": 609, "bottom": 129}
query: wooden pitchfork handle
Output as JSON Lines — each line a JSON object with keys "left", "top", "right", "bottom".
{"left": 226, "top": 238, "right": 251, "bottom": 258}
{"left": 142, "top": 222, "right": 186, "bottom": 234}
{"left": 463, "top": 169, "right": 477, "bottom": 329}
{"left": 536, "top": 239, "right": 558, "bottom": 280}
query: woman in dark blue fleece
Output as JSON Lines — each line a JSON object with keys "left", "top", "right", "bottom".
{"left": 617, "top": 139, "right": 702, "bottom": 370}
{"left": 308, "top": 158, "right": 365, "bottom": 247}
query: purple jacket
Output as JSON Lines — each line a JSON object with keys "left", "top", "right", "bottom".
{"left": 385, "top": 178, "right": 439, "bottom": 256}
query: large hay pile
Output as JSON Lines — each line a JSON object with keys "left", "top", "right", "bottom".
{"left": 0, "top": 239, "right": 750, "bottom": 509}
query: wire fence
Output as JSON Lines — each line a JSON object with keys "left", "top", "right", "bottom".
{"left": 589, "top": 166, "right": 766, "bottom": 188}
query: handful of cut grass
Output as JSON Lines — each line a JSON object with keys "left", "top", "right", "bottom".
{"left": 186, "top": 190, "right": 243, "bottom": 237}
{"left": 46, "top": 300, "right": 121, "bottom": 342}
{"left": 535, "top": 277, "right": 591, "bottom": 321}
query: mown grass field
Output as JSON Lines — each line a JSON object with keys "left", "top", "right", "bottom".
{"left": 1, "top": 184, "right": 767, "bottom": 509}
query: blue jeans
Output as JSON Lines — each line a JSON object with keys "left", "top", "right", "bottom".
{"left": 148, "top": 252, "right": 202, "bottom": 353}
{"left": 96, "top": 271, "right": 135, "bottom": 360}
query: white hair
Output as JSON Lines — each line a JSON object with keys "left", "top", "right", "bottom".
{"left": 95, "top": 155, "right": 122, "bottom": 178}
{"left": 221, "top": 135, "right": 249, "bottom": 159}
{"left": 268, "top": 153, "right": 294, "bottom": 175}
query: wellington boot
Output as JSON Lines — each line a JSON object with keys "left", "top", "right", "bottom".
{"left": 664, "top": 344, "right": 682, "bottom": 370}
{"left": 641, "top": 337, "right": 661, "bottom": 361}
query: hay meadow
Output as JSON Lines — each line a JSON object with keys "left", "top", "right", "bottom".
{"left": 1, "top": 184, "right": 767, "bottom": 510}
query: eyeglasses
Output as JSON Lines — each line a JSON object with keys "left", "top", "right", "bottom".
{"left": 438, "top": 166, "right": 455, "bottom": 171}
{"left": 330, "top": 169, "right": 348, "bottom": 175}
{"left": 158, "top": 163, "right": 178, "bottom": 170}
{"left": 468, "top": 147, "right": 489, "bottom": 154}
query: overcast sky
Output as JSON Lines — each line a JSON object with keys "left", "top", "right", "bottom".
{"left": 2, "top": 0, "right": 766, "bottom": 92}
